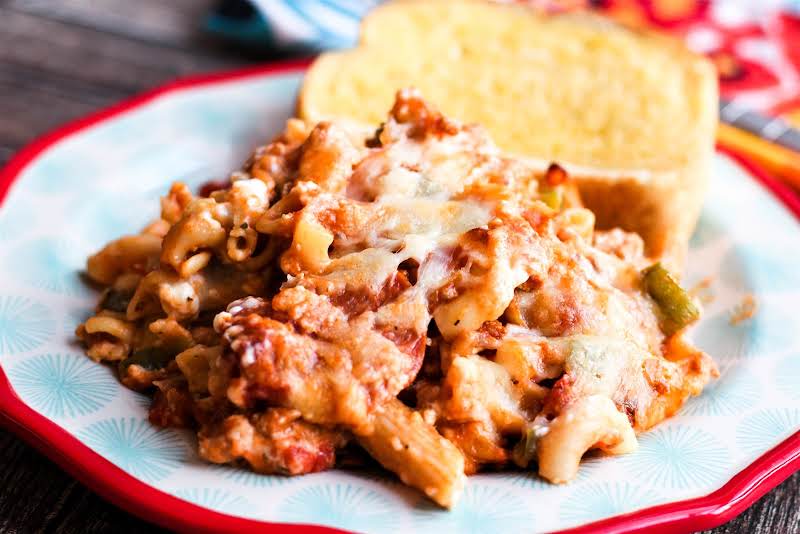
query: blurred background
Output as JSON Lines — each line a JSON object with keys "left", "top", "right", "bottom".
{"left": 0, "top": 0, "right": 798, "bottom": 532}
{"left": 2, "top": 0, "right": 799, "bottom": 188}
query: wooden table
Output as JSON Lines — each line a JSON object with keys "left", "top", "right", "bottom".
{"left": 0, "top": 1, "right": 797, "bottom": 532}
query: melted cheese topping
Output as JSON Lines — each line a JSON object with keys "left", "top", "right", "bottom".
{"left": 80, "top": 90, "right": 716, "bottom": 507}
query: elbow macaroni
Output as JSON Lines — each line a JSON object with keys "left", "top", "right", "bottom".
{"left": 76, "top": 90, "right": 716, "bottom": 508}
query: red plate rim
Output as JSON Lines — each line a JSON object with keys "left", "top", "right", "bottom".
{"left": 0, "top": 58, "right": 798, "bottom": 534}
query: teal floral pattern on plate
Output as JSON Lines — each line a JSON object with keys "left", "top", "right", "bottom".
{"left": 217, "top": 465, "right": 290, "bottom": 487}
{"left": 279, "top": 483, "right": 402, "bottom": 532}
{"left": 749, "top": 301, "right": 800, "bottom": 355}
{"left": 618, "top": 426, "right": 730, "bottom": 490}
{"left": 692, "top": 310, "right": 754, "bottom": 359}
{"left": 776, "top": 353, "right": 800, "bottom": 400}
{"left": 64, "top": 306, "right": 91, "bottom": 337}
{"left": 77, "top": 418, "right": 186, "bottom": 482}
{"left": 7, "top": 237, "right": 89, "bottom": 296}
{"left": 414, "top": 485, "right": 534, "bottom": 533}
{"left": 338, "top": 468, "right": 403, "bottom": 487}
{"left": 173, "top": 488, "right": 252, "bottom": 516}
{"left": 737, "top": 408, "right": 800, "bottom": 455}
{"left": 497, "top": 470, "right": 550, "bottom": 489}
{"left": 497, "top": 454, "right": 606, "bottom": 490}
{"left": 692, "top": 299, "right": 797, "bottom": 360}
{"left": 559, "top": 482, "right": 661, "bottom": 523}
{"left": 131, "top": 390, "right": 153, "bottom": 409}
{"left": 681, "top": 360, "right": 761, "bottom": 416}
{"left": 0, "top": 296, "right": 54, "bottom": 354}
{"left": 0, "top": 69, "right": 798, "bottom": 533}
{"left": 8, "top": 353, "right": 116, "bottom": 418}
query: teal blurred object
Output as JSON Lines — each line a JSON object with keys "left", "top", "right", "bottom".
{"left": 206, "top": 0, "right": 378, "bottom": 51}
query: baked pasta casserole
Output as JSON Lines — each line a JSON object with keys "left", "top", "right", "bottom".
{"left": 77, "top": 90, "right": 717, "bottom": 507}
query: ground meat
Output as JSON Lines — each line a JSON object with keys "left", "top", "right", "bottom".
{"left": 198, "top": 408, "right": 347, "bottom": 475}
{"left": 438, "top": 421, "right": 508, "bottom": 475}
{"left": 149, "top": 383, "right": 194, "bottom": 428}
{"left": 215, "top": 290, "right": 426, "bottom": 429}
{"left": 199, "top": 179, "right": 231, "bottom": 198}
{"left": 329, "top": 270, "right": 412, "bottom": 316}
{"left": 389, "top": 88, "right": 459, "bottom": 140}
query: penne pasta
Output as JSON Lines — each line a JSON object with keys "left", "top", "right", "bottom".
{"left": 358, "top": 399, "right": 466, "bottom": 509}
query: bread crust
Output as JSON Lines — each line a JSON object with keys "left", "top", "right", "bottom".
{"left": 298, "top": 0, "right": 718, "bottom": 271}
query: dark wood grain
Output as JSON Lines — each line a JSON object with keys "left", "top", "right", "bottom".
{"left": 0, "top": 429, "right": 163, "bottom": 533}
{"left": 0, "top": 2, "right": 797, "bottom": 533}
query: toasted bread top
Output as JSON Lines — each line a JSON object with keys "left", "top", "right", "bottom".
{"left": 300, "top": 0, "right": 717, "bottom": 174}
{"left": 298, "top": 0, "right": 718, "bottom": 269}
